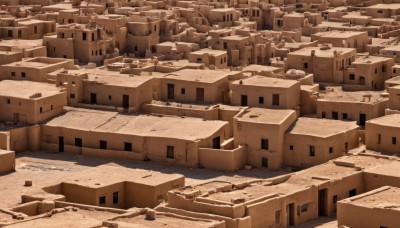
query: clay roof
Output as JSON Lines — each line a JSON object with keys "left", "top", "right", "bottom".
{"left": 288, "top": 46, "right": 355, "bottom": 57}
{"left": 45, "top": 108, "right": 228, "bottom": 141}
{"left": 0, "top": 80, "right": 63, "bottom": 99}
{"left": 318, "top": 87, "right": 387, "bottom": 104}
{"left": 237, "top": 108, "right": 296, "bottom": 125}
{"left": 366, "top": 114, "right": 400, "bottom": 127}
{"left": 287, "top": 117, "right": 358, "bottom": 138}
{"left": 232, "top": 76, "right": 299, "bottom": 88}
{"left": 341, "top": 186, "right": 400, "bottom": 210}
{"left": 162, "top": 69, "right": 230, "bottom": 83}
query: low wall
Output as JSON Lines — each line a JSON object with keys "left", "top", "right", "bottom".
{"left": 198, "top": 146, "right": 246, "bottom": 171}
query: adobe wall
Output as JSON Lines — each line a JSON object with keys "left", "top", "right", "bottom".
{"left": 198, "top": 146, "right": 246, "bottom": 171}
{"left": 141, "top": 103, "right": 219, "bottom": 120}
{"left": 365, "top": 122, "right": 400, "bottom": 154}
{"left": 0, "top": 150, "right": 15, "bottom": 173}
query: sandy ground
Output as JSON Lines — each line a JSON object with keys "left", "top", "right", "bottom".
{"left": 0, "top": 151, "right": 287, "bottom": 208}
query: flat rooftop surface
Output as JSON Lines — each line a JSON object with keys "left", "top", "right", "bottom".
{"left": 318, "top": 87, "right": 387, "bottom": 104}
{"left": 190, "top": 49, "right": 227, "bottom": 56}
{"left": 287, "top": 117, "right": 358, "bottom": 137}
{"left": 242, "top": 64, "right": 282, "bottom": 73}
{"left": 238, "top": 108, "right": 296, "bottom": 124}
{"left": 344, "top": 186, "right": 400, "bottom": 209}
{"left": 45, "top": 108, "right": 228, "bottom": 141}
{"left": 0, "top": 80, "right": 63, "bottom": 99}
{"left": 288, "top": 46, "right": 355, "bottom": 57}
{"left": 163, "top": 69, "right": 230, "bottom": 83}
{"left": 366, "top": 114, "right": 400, "bottom": 127}
{"left": 315, "top": 31, "right": 366, "bottom": 39}
{"left": 0, "top": 39, "right": 43, "bottom": 49}
{"left": 233, "top": 75, "right": 298, "bottom": 88}
{"left": 111, "top": 213, "right": 222, "bottom": 227}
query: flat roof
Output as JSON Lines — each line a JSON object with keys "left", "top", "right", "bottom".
{"left": 353, "top": 55, "right": 393, "bottom": 64}
{"left": 0, "top": 80, "right": 63, "bottom": 99}
{"left": 163, "top": 69, "right": 230, "bottom": 83}
{"left": 238, "top": 108, "right": 296, "bottom": 125}
{"left": 242, "top": 64, "right": 282, "bottom": 73}
{"left": 190, "top": 49, "right": 227, "bottom": 56}
{"left": 61, "top": 165, "right": 183, "bottom": 188}
{"left": 110, "top": 212, "right": 222, "bottom": 227}
{"left": 318, "top": 87, "right": 387, "bottom": 104}
{"left": 315, "top": 31, "right": 366, "bottom": 39}
{"left": 342, "top": 186, "right": 400, "bottom": 210}
{"left": 288, "top": 46, "right": 355, "bottom": 58}
{"left": 233, "top": 76, "right": 299, "bottom": 88}
{"left": 366, "top": 114, "right": 400, "bottom": 127}
{"left": 0, "top": 149, "right": 14, "bottom": 156}
{"left": 0, "top": 39, "right": 43, "bottom": 49}
{"left": 366, "top": 3, "right": 400, "bottom": 9}
{"left": 45, "top": 108, "right": 228, "bottom": 141}
{"left": 287, "top": 117, "right": 358, "bottom": 138}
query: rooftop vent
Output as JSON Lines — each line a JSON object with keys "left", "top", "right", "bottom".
{"left": 29, "top": 93, "right": 42, "bottom": 98}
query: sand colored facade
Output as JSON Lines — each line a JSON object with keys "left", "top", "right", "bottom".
{"left": 0, "top": 80, "right": 67, "bottom": 124}
{"left": 0, "top": 149, "right": 15, "bottom": 174}
{"left": 365, "top": 114, "right": 400, "bottom": 155}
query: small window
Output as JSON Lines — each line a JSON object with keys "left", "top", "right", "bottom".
{"left": 349, "top": 188, "right": 357, "bottom": 197}
{"left": 34, "top": 26, "right": 37, "bottom": 34}
{"left": 333, "top": 195, "right": 338, "bottom": 204}
{"left": 375, "top": 68, "right": 378, "bottom": 74}
{"left": 301, "top": 204, "right": 308, "bottom": 212}
{"left": 275, "top": 210, "right": 280, "bottom": 225}
{"left": 124, "top": 142, "right": 132, "bottom": 151}
{"left": 51, "top": 105, "right": 53, "bottom": 110}
{"left": 167, "top": 146, "right": 174, "bottom": 159}
{"left": 11, "top": 72, "right": 15, "bottom": 77}
{"left": 329, "top": 147, "right": 333, "bottom": 154}
{"left": 349, "top": 74, "right": 355, "bottom": 80}
{"left": 113, "top": 192, "right": 119, "bottom": 204}
{"left": 99, "top": 196, "right": 106, "bottom": 205}
{"left": 70, "top": 93, "right": 75, "bottom": 99}
{"left": 223, "top": 42, "right": 227, "bottom": 49}
{"left": 322, "top": 112, "right": 326, "bottom": 118}
{"left": 261, "top": 157, "right": 268, "bottom": 168}
{"left": 261, "top": 138, "right": 269, "bottom": 150}
{"left": 39, "top": 107, "right": 43, "bottom": 113}
{"left": 6, "top": 98, "right": 10, "bottom": 104}
{"left": 258, "top": 96, "right": 264, "bottom": 104}
{"left": 309, "top": 146, "right": 315, "bottom": 157}
{"left": 393, "top": 69, "right": 397, "bottom": 74}
{"left": 392, "top": 137, "right": 397, "bottom": 145}
{"left": 75, "top": 138, "right": 82, "bottom": 147}
{"left": 377, "top": 9, "right": 383, "bottom": 13}
{"left": 108, "top": 95, "right": 112, "bottom": 100}
{"left": 290, "top": 145, "right": 294, "bottom": 150}
{"left": 342, "top": 113, "right": 348, "bottom": 120}
{"left": 181, "top": 88, "right": 185, "bottom": 94}
{"left": 304, "top": 62, "right": 308, "bottom": 69}
{"left": 100, "top": 140, "right": 107, "bottom": 149}
{"left": 377, "top": 134, "right": 381, "bottom": 144}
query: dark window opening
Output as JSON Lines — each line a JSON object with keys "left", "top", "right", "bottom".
{"left": 322, "top": 112, "right": 326, "bottom": 118}
{"left": 349, "top": 188, "right": 357, "bottom": 197}
{"left": 75, "top": 138, "right": 82, "bottom": 147}
{"left": 99, "top": 196, "right": 106, "bottom": 205}
{"left": 70, "top": 93, "right": 75, "bottom": 99}
{"left": 113, "top": 192, "right": 119, "bottom": 204}
{"left": 124, "top": 142, "right": 132, "bottom": 151}
{"left": 332, "top": 111, "right": 338, "bottom": 120}
{"left": 342, "top": 113, "right": 348, "bottom": 120}
{"left": 392, "top": 137, "right": 397, "bottom": 145}
{"left": 261, "top": 157, "right": 268, "bottom": 168}
{"left": 329, "top": 147, "right": 333, "bottom": 154}
{"left": 259, "top": 96, "right": 264, "bottom": 104}
{"left": 167, "top": 146, "right": 174, "bottom": 159}
{"left": 11, "top": 72, "right": 15, "bottom": 77}
{"left": 378, "top": 134, "right": 381, "bottom": 144}
{"left": 304, "top": 63, "right": 308, "bottom": 69}
{"left": 261, "top": 138, "right": 269, "bottom": 150}
{"left": 309, "top": 146, "right": 315, "bottom": 157}
{"left": 181, "top": 88, "right": 185, "bottom": 94}
{"left": 290, "top": 145, "right": 294, "bottom": 150}
{"left": 100, "top": 140, "right": 107, "bottom": 149}
{"left": 82, "top": 32, "right": 87, "bottom": 41}
{"left": 349, "top": 74, "right": 355, "bottom": 80}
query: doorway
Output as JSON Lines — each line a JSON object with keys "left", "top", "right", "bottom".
{"left": 212, "top": 136, "right": 220, "bottom": 149}
{"left": 241, "top": 95, "right": 248, "bottom": 106}
{"left": 359, "top": 76, "right": 365, "bottom": 85}
{"left": 167, "top": 83, "right": 174, "bottom": 99}
{"left": 90, "top": 93, "right": 97, "bottom": 104}
{"left": 359, "top": 113, "right": 366, "bottom": 126}
{"left": 196, "top": 88, "right": 204, "bottom": 102}
{"left": 123, "top": 94, "right": 129, "bottom": 109}
{"left": 318, "top": 188, "right": 327, "bottom": 216}
{"left": 287, "top": 203, "right": 295, "bottom": 226}
{"left": 59, "top": 136, "right": 64, "bottom": 153}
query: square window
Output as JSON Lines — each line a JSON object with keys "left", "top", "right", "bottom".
{"left": 333, "top": 195, "right": 338, "bottom": 204}
{"left": 181, "top": 88, "right": 185, "bottom": 94}
{"left": 113, "top": 192, "right": 119, "bottom": 204}
{"left": 21, "top": 72, "right": 26, "bottom": 78}
{"left": 309, "top": 146, "right": 315, "bottom": 157}
{"left": 349, "top": 188, "right": 357, "bottom": 197}
{"left": 6, "top": 98, "right": 10, "bottom": 104}
{"left": 303, "top": 63, "right": 308, "bottom": 69}
{"left": 124, "top": 142, "right": 132, "bottom": 151}
{"left": 11, "top": 72, "right": 15, "bottom": 77}
{"left": 75, "top": 138, "right": 82, "bottom": 147}
{"left": 167, "top": 146, "right": 174, "bottom": 159}
{"left": 100, "top": 140, "right": 107, "bottom": 150}
{"left": 349, "top": 74, "right": 355, "bottom": 80}
{"left": 70, "top": 93, "right": 75, "bottom": 99}
{"left": 261, "top": 138, "right": 269, "bottom": 150}
{"left": 342, "top": 113, "right": 348, "bottom": 120}
{"left": 258, "top": 96, "right": 264, "bottom": 104}
{"left": 99, "top": 196, "right": 106, "bottom": 204}
{"left": 108, "top": 95, "right": 112, "bottom": 100}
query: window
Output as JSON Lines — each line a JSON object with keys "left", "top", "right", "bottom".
{"left": 290, "top": 145, "right": 294, "bottom": 150}
{"left": 392, "top": 137, "right": 397, "bottom": 145}
{"left": 223, "top": 42, "right": 227, "bottom": 49}
{"left": 377, "top": 9, "right": 383, "bottom": 13}
{"left": 349, "top": 188, "right": 357, "bottom": 197}
{"left": 100, "top": 140, "right": 107, "bottom": 149}
{"left": 333, "top": 195, "right": 338, "bottom": 204}
{"left": 259, "top": 96, "right": 264, "bottom": 104}
{"left": 272, "top": 94, "right": 279, "bottom": 106}
{"left": 349, "top": 74, "right": 355, "bottom": 80}
{"left": 70, "top": 93, "right": 75, "bottom": 99}
{"left": 275, "top": 210, "right": 281, "bottom": 225}
{"left": 91, "top": 33, "right": 95, "bottom": 41}
{"left": 99, "top": 196, "right": 106, "bottom": 205}
{"left": 34, "top": 26, "right": 37, "bottom": 34}
{"left": 261, "top": 157, "right": 268, "bottom": 168}
{"left": 83, "top": 32, "right": 87, "bottom": 41}
{"left": 322, "top": 112, "right": 326, "bottom": 118}
{"left": 108, "top": 95, "right": 112, "bottom": 100}
{"left": 113, "top": 192, "right": 119, "bottom": 204}
{"left": 124, "top": 142, "right": 132, "bottom": 151}
{"left": 11, "top": 72, "right": 15, "bottom": 77}
{"left": 301, "top": 204, "right": 308, "bottom": 212}
{"left": 309, "top": 146, "right": 315, "bottom": 157}
{"left": 154, "top": 25, "right": 157, "bottom": 31}
{"left": 75, "top": 138, "right": 82, "bottom": 147}
{"left": 332, "top": 111, "right": 338, "bottom": 120}
{"left": 21, "top": 72, "right": 26, "bottom": 78}
{"left": 39, "top": 107, "right": 42, "bottom": 113}
{"left": 377, "top": 134, "right": 381, "bottom": 144}
{"left": 382, "top": 65, "right": 386, "bottom": 72}
{"left": 329, "top": 147, "right": 333, "bottom": 154}
{"left": 342, "top": 113, "right": 348, "bottom": 120}
{"left": 167, "top": 146, "right": 174, "bottom": 159}
{"left": 303, "top": 63, "right": 308, "bottom": 69}
{"left": 261, "top": 138, "right": 269, "bottom": 150}
{"left": 51, "top": 105, "right": 53, "bottom": 110}
{"left": 181, "top": 88, "right": 185, "bottom": 94}
{"left": 6, "top": 98, "right": 10, "bottom": 104}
